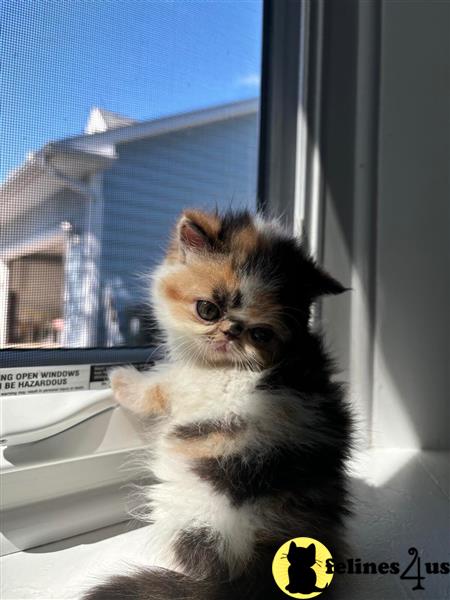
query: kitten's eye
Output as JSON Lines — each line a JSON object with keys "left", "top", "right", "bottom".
{"left": 196, "top": 300, "right": 221, "bottom": 322}
{"left": 249, "top": 327, "right": 274, "bottom": 344}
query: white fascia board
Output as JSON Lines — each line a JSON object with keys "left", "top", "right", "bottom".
{"left": 43, "top": 145, "right": 116, "bottom": 172}
{"left": 0, "top": 147, "right": 113, "bottom": 198}
{"left": 0, "top": 228, "right": 65, "bottom": 262}
{"left": 0, "top": 147, "right": 115, "bottom": 225}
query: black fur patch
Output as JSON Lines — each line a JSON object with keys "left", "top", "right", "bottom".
{"left": 240, "top": 235, "right": 345, "bottom": 332}
{"left": 192, "top": 441, "right": 350, "bottom": 513}
{"left": 212, "top": 286, "right": 230, "bottom": 311}
{"left": 174, "top": 527, "right": 226, "bottom": 577}
{"left": 173, "top": 415, "right": 246, "bottom": 440}
{"left": 82, "top": 567, "right": 214, "bottom": 600}
{"left": 231, "top": 289, "right": 243, "bottom": 309}
{"left": 82, "top": 557, "right": 296, "bottom": 600}
{"left": 212, "top": 288, "right": 243, "bottom": 313}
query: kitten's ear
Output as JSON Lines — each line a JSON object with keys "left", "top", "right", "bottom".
{"left": 306, "top": 261, "right": 348, "bottom": 298}
{"left": 289, "top": 541, "right": 297, "bottom": 551}
{"left": 179, "top": 218, "right": 211, "bottom": 251}
{"left": 176, "top": 210, "right": 221, "bottom": 257}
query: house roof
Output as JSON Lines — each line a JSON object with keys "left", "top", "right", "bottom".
{"left": 85, "top": 107, "right": 138, "bottom": 134}
{"left": 0, "top": 98, "right": 258, "bottom": 225}
{"left": 55, "top": 98, "right": 258, "bottom": 157}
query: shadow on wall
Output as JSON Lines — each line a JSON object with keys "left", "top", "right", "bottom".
{"left": 317, "top": 0, "right": 449, "bottom": 450}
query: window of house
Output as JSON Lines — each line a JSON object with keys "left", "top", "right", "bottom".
{"left": 1, "top": 0, "right": 310, "bottom": 553}
{"left": 0, "top": 0, "right": 263, "bottom": 358}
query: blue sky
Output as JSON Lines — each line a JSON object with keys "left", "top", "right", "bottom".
{"left": 0, "top": 0, "right": 262, "bottom": 182}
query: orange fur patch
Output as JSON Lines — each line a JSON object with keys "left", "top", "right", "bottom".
{"left": 168, "top": 431, "right": 240, "bottom": 459}
{"left": 161, "top": 257, "right": 239, "bottom": 310}
{"left": 232, "top": 222, "right": 260, "bottom": 260}
{"left": 162, "top": 280, "right": 184, "bottom": 303}
{"left": 140, "top": 383, "right": 169, "bottom": 415}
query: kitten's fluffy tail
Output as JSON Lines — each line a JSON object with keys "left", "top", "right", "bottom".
{"left": 83, "top": 568, "right": 214, "bottom": 600}
{"left": 83, "top": 563, "right": 283, "bottom": 600}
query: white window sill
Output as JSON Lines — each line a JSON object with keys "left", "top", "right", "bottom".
{"left": 1, "top": 389, "right": 117, "bottom": 447}
{"left": 1, "top": 449, "right": 449, "bottom": 600}
{"left": 1, "top": 394, "right": 149, "bottom": 556}
{"left": 1, "top": 521, "right": 153, "bottom": 600}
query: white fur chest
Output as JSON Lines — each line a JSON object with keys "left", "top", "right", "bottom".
{"left": 146, "top": 363, "right": 262, "bottom": 483}
{"left": 162, "top": 363, "right": 262, "bottom": 424}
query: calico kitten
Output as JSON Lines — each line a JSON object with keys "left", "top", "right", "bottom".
{"left": 84, "top": 209, "right": 352, "bottom": 600}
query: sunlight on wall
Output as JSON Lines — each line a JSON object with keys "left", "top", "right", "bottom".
{"left": 372, "top": 347, "right": 420, "bottom": 449}
{"left": 350, "top": 447, "right": 418, "bottom": 488}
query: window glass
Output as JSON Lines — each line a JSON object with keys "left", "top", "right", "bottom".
{"left": 0, "top": 0, "right": 262, "bottom": 350}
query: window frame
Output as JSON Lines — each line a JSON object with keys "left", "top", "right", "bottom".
{"left": 0, "top": 0, "right": 269, "bottom": 554}
{"left": 260, "top": 0, "right": 382, "bottom": 449}
{"left": 1, "top": 0, "right": 383, "bottom": 553}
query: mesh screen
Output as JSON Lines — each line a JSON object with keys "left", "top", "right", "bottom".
{"left": 0, "top": 0, "right": 262, "bottom": 352}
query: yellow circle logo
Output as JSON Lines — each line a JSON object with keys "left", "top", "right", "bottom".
{"left": 272, "top": 537, "right": 334, "bottom": 598}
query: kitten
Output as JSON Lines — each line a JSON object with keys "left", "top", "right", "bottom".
{"left": 84, "top": 209, "right": 352, "bottom": 600}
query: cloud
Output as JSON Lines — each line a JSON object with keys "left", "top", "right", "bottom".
{"left": 237, "top": 73, "right": 261, "bottom": 88}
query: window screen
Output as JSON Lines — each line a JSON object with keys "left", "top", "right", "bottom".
{"left": 0, "top": 0, "right": 263, "bottom": 353}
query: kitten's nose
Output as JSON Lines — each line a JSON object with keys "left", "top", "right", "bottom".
{"left": 223, "top": 321, "right": 244, "bottom": 339}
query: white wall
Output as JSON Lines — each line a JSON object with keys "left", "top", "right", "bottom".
{"left": 372, "top": 0, "right": 450, "bottom": 449}
{"left": 320, "top": 0, "right": 449, "bottom": 450}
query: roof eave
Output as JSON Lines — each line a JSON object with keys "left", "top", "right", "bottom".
{"left": 0, "top": 147, "right": 116, "bottom": 225}
{"left": 61, "top": 97, "right": 259, "bottom": 154}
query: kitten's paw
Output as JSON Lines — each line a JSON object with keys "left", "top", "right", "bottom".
{"left": 110, "top": 367, "right": 169, "bottom": 416}
{"left": 109, "top": 367, "right": 144, "bottom": 410}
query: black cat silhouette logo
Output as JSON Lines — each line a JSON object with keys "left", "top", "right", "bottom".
{"left": 272, "top": 537, "right": 334, "bottom": 598}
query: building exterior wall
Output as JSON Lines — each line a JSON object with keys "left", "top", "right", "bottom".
{"left": 0, "top": 112, "right": 259, "bottom": 348}
{"left": 98, "top": 112, "right": 259, "bottom": 345}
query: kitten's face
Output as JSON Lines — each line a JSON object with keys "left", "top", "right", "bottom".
{"left": 152, "top": 210, "right": 344, "bottom": 369}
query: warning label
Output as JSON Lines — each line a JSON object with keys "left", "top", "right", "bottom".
{"left": 0, "top": 362, "right": 152, "bottom": 396}
{"left": 89, "top": 363, "right": 150, "bottom": 390}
